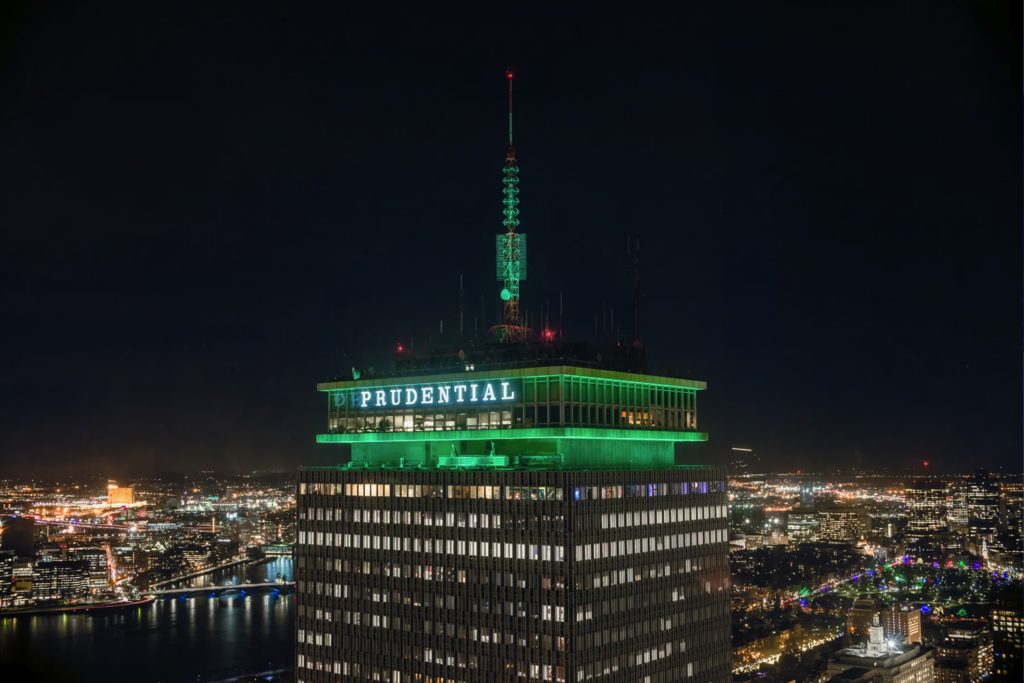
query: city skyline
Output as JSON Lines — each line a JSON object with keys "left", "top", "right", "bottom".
{"left": 0, "top": 3, "right": 1019, "bottom": 477}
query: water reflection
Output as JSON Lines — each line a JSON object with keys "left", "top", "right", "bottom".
{"left": 0, "top": 558, "right": 294, "bottom": 683}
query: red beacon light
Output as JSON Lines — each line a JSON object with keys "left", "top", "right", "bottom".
{"left": 506, "top": 71, "right": 513, "bottom": 78}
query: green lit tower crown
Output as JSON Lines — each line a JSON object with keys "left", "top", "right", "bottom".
{"left": 295, "top": 74, "right": 731, "bottom": 683}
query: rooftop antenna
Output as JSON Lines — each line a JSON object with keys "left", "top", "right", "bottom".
{"left": 490, "top": 71, "right": 527, "bottom": 343}
{"left": 459, "top": 275, "right": 464, "bottom": 339}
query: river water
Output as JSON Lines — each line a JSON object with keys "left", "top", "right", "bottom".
{"left": 0, "top": 557, "right": 294, "bottom": 682}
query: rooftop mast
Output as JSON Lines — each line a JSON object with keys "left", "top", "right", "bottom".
{"left": 491, "top": 71, "right": 527, "bottom": 343}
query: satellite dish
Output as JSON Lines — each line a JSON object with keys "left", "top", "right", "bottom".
{"left": 351, "top": 367, "right": 361, "bottom": 380}
{"left": 367, "top": 367, "right": 375, "bottom": 375}
{"left": 458, "top": 350, "right": 466, "bottom": 360}
{"left": 500, "top": 288, "right": 511, "bottom": 301}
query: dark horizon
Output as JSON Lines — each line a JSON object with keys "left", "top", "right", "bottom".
{"left": 1, "top": 3, "right": 1020, "bottom": 478}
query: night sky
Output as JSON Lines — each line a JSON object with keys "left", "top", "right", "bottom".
{"left": 0, "top": 3, "right": 1019, "bottom": 477}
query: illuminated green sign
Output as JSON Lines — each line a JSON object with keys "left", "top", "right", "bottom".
{"left": 336, "top": 379, "right": 521, "bottom": 410}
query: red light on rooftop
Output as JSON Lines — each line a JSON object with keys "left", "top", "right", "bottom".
{"left": 507, "top": 71, "right": 513, "bottom": 78}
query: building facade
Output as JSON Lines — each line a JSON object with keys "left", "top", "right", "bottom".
{"left": 0, "top": 549, "right": 14, "bottom": 608}
{"left": 32, "top": 559, "right": 89, "bottom": 603}
{"left": 108, "top": 487, "right": 135, "bottom": 505}
{"left": 905, "top": 482, "right": 948, "bottom": 539}
{"left": 830, "top": 616, "right": 934, "bottom": 683}
{"left": 935, "top": 626, "right": 992, "bottom": 683}
{"left": 965, "top": 471, "right": 998, "bottom": 554}
{"left": 818, "top": 508, "right": 868, "bottom": 544}
{"left": 69, "top": 547, "right": 110, "bottom": 591}
{"left": 846, "top": 598, "right": 882, "bottom": 645}
{"left": 992, "top": 586, "right": 1022, "bottom": 679}
{"left": 296, "top": 365, "right": 730, "bottom": 683}
{"left": 882, "top": 604, "right": 922, "bottom": 646}
{"left": 787, "top": 510, "right": 820, "bottom": 544}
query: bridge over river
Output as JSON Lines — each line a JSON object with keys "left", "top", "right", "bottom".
{"left": 144, "top": 581, "right": 295, "bottom": 597}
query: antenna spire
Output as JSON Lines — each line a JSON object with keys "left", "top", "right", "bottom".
{"left": 490, "top": 71, "right": 526, "bottom": 343}
{"left": 507, "top": 71, "right": 513, "bottom": 146}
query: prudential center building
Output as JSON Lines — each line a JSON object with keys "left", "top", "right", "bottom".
{"left": 295, "top": 78, "right": 730, "bottom": 683}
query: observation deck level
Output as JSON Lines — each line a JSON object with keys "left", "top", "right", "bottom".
{"left": 316, "top": 355, "right": 707, "bottom": 471}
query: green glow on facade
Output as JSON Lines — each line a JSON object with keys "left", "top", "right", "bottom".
{"left": 496, "top": 148, "right": 523, "bottom": 342}
{"left": 437, "top": 455, "right": 510, "bottom": 468}
{"left": 317, "top": 427, "right": 707, "bottom": 444}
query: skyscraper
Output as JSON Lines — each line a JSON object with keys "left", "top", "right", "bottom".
{"left": 69, "top": 547, "right": 110, "bottom": 591}
{"left": 946, "top": 480, "right": 969, "bottom": 530}
{"left": 295, "top": 75, "right": 729, "bottom": 683}
{"left": 966, "top": 470, "right": 999, "bottom": 554}
{"left": 905, "top": 481, "right": 948, "bottom": 539}
{"left": 0, "top": 550, "right": 14, "bottom": 608}
{"left": 993, "top": 585, "right": 1023, "bottom": 679}
{"left": 297, "top": 364, "right": 729, "bottom": 683}
{"left": 786, "top": 510, "right": 819, "bottom": 544}
{"left": 818, "top": 508, "right": 868, "bottom": 544}
{"left": 799, "top": 483, "right": 814, "bottom": 508}
{"left": 31, "top": 559, "right": 89, "bottom": 603}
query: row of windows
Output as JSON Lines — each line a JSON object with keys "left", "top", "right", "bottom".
{"left": 299, "top": 528, "right": 725, "bottom": 561}
{"left": 299, "top": 559, "right": 724, "bottom": 614}
{"left": 301, "top": 481, "right": 725, "bottom": 499}
{"left": 298, "top": 656, "right": 568, "bottom": 682}
{"left": 325, "top": 376, "right": 699, "bottom": 435}
{"left": 301, "top": 570, "right": 721, "bottom": 629}
{"left": 298, "top": 632, "right": 726, "bottom": 683}
{"left": 303, "top": 504, "right": 725, "bottom": 531}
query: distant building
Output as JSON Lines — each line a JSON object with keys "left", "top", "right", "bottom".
{"left": 998, "top": 479, "right": 1023, "bottom": 529}
{"left": 966, "top": 470, "right": 998, "bottom": 553}
{"left": 934, "top": 660, "right": 969, "bottom": 683}
{"left": 819, "top": 508, "right": 868, "bottom": 544}
{"left": 787, "top": 510, "right": 820, "bottom": 544}
{"left": 830, "top": 667, "right": 884, "bottom": 683}
{"left": 935, "top": 625, "right": 992, "bottom": 683}
{"left": 0, "top": 516, "right": 35, "bottom": 559}
{"left": 0, "top": 549, "right": 14, "bottom": 608}
{"left": 181, "top": 544, "right": 211, "bottom": 570}
{"left": 998, "top": 479, "right": 1023, "bottom": 567}
{"left": 905, "top": 482, "right": 948, "bottom": 539}
{"left": 32, "top": 559, "right": 89, "bottom": 603}
{"left": 992, "top": 585, "right": 1022, "bottom": 679}
{"left": 800, "top": 483, "right": 815, "bottom": 507}
{"left": 830, "top": 615, "right": 934, "bottom": 683}
{"left": 847, "top": 598, "right": 883, "bottom": 644}
{"left": 946, "top": 481, "right": 969, "bottom": 530}
{"left": 11, "top": 559, "right": 33, "bottom": 606}
{"left": 883, "top": 604, "right": 922, "bottom": 645}
{"left": 69, "top": 547, "right": 109, "bottom": 590}
{"left": 108, "top": 487, "right": 134, "bottom": 505}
